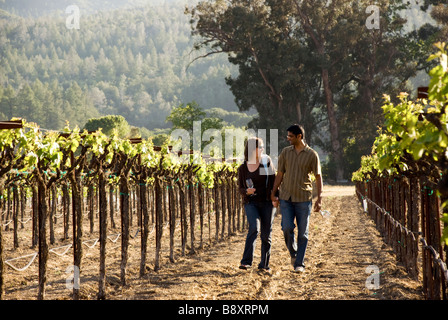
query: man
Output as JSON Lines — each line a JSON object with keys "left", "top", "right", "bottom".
{"left": 271, "top": 124, "right": 323, "bottom": 272}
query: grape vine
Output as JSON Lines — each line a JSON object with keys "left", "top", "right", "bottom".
{"left": 352, "top": 42, "right": 448, "bottom": 245}
{"left": 0, "top": 120, "right": 239, "bottom": 300}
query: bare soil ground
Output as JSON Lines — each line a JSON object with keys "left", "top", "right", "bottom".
{"left": 2, "top": 185, "right": 423, "bottom": 300}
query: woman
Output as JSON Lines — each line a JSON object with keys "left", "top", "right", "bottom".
{"left": 237, "top": 137, "right": 277, "bottom": 271}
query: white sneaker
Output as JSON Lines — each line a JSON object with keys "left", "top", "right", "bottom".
{"left": 294, "top": 266, "right": 305, "bottom": 273}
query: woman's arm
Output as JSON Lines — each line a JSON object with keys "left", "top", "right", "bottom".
{"left": 237, "top": 164, "right": 248, "bottom": 196}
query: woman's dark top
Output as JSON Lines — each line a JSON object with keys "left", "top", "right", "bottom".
{"left": 237, "top": 156, "right": 276, "bottom": 204}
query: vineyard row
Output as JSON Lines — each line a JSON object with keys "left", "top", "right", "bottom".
{"left": 0, "top": 120, "right": 245, "bottom": 300}
{"left": 356, "top": 177, "right": 447, "bottom": 300}
{"left": 0, "top": 162, "right": 244, "bottom": 300}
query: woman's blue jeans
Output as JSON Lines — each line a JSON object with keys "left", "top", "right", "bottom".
{"left": 280, "top": 199, "right": 312, "bottom": 268}
{"left": 240, "top": 201, "right": 274, "bottom": 269}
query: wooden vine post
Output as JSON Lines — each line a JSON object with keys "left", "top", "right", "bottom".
{"left": 12, "top": 183, "right": 19, "bottom": 249}
{"left": 421, "top": 177, "right": 445, "bottom": 300}
{"left": 68, "top": 150, "right": 87, "bottom": 300}
{"left": 36, "top": 171, "right": 48, "bottom": 300}
{"left": 62, "top": 182, "right": 70, "bottom": 240}
{"left": 188, "top": 166, "right": 196, "bottom": 254}
{"left": 137, "top": 155, "right": 150, "bottom": 277}
{"left": 213, "top": 175, "right": 220, "bottom": 242}
{"left": 49, "top": 185, "right": 56, "bottom": 244}
{"left": 177, "top": 176, "right": 188, "bottom": 256}
{"left": 97, "top": 167, "right": 108, "bottom": 300}
{"left": 154, "top": 175, "right": 163, "bottom": 271}
{"left": 119, "top": 153, "right": 132, "bottom": 286}
{"left": 36, "top": 157, "right": 63, "bottom": 300}
{"left": 168, "top": 176, "right": 176, "bottom": 262}
{"left": 90, "top": 140, "right": 115, "bottom": 299}
{"left": 198, "top": 182, "right": 204, "bottom": 249}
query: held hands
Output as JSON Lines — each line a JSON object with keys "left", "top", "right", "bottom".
{"left": 270, "top": 194, "right": 279, "bottom": 208}
{"left": 268, "top": 194, "right": 321, "bottom": 211}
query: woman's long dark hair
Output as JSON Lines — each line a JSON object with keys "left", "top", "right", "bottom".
{"left": 244, "top": 137, "right": 263, "bottom": 162}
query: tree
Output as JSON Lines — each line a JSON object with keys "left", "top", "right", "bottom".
{"left": 206, "top": 107, "right": 253, "bottom": 127}
{"left": 83, "top": 115, "right": 131, "bottom": 138}
{"left": 187, "top": 0, "right": 418, "bottom": 180}
{"left": 166, "top": 101, "right": 208, "bottom": 131}
{"left": 15, "top": 83, "right": 42, "bottom": 125}
{"left": 0, "top": 85, "right": 16, "bottom": 120}
{"left": 420, "top": 0, "right": 448, "bottom": 39}
{"left": 187, "top": 0, "right": 320, "bottom": 150}
{"left": 166, "top": 101, "right": 224, "bottom": 150}
{"left": 64, "top": 82, "right": 99, "bottom": 127}
{"left": 323, "top": 0, "right": 419, "bottom": 176}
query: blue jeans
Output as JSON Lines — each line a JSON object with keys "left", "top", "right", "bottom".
{"left": 280, "top": 199, "right": 312, "bottom": 268}
{"left": 240, "top": 201, "right": 275, "bottom": 269}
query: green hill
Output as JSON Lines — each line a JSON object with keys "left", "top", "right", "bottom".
{"left": 0, "top": 0, "right": 242, "bottom": 131}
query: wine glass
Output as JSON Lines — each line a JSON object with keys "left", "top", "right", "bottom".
{"left": 246, "top": 178, "right": 256, "bottom": 196}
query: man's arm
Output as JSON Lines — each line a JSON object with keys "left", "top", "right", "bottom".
{"left": 313, "top": 174, "right": 323, "bottom": 212}
{"left": 270, "top": 171, "right": 283, "bottom": 204}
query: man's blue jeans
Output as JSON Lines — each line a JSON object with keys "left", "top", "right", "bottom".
{"left": 240, "top": 201, "right": 274, "bottom": 269}
{"left": 280, "top": 199, "right": 312, "bottom": 268}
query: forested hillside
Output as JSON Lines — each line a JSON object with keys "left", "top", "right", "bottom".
{"left": 0, "top": 0, "right": 174, "bottom": 17}
{"left": 0, "top": 0, "right": 241, "bottom": 132}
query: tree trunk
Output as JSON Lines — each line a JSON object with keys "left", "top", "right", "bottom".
{"left": 321, "top": 68, "right": 344, "bottom": 180}
{"left": 294, "top": 1, "right": 344, "bottom": 181}
{"left": 296, "top": 102, "right": 302, "bottom": 123}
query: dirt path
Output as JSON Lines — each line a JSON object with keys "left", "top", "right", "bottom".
{"left": 2, "top": 185, "right": 423, "bottom": 300}
{"left": 109, "top": 185, "right": 423, "bottom": 300}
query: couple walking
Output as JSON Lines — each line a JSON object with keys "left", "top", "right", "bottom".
{"left": 237, "top": 124, "right": 323, "bottom": 272}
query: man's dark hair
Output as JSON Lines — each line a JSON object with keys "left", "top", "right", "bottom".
{"left": 287, "top": 124, "right": 305, "bottom": 141}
